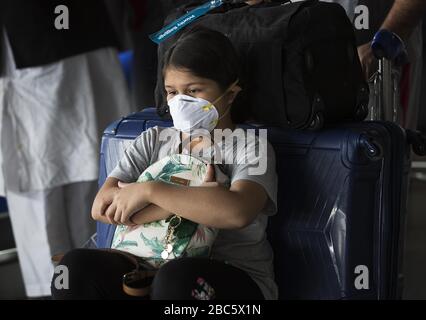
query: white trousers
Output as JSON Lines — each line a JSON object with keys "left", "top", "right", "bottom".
{"left": 6, "top": 181, "right": 97, "bottom": 297}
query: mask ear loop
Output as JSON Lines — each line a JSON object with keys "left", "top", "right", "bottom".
{"left": 208, "top": 79, "right": 240, "bottom": 126}
{"left": 211, "top": 79, "right": 240, "bottom": 108}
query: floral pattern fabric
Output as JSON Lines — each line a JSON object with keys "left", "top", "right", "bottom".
{"left": 111, "top": 154, "right": 219, "bottom": 268}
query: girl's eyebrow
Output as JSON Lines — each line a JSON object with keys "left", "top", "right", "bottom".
{"left": 184, "top": 82, "right": 205, "bottom": 86}
{"left": 165, "top": 82, "right": 205, "bottom": 88}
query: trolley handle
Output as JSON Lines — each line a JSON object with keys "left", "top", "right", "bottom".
{"left": 371, "top": 29, "right": 408, "bottom": 67}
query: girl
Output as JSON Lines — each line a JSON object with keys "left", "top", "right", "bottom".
{"left": 51, "top": 27, "right": 278, "bottom": 300}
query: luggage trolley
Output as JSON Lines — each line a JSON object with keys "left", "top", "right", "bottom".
{"left": 369, "top": 29, "right": 408, "bottom": 123}
{"left": 370, "top": 29, "right": 426, "bottom": 156}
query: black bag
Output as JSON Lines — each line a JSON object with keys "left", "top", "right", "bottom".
{"left": 155, "top": 0, "right": 369, "bottom": 129}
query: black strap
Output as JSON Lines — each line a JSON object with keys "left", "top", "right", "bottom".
{"left": 108, "top": 249, "right": 157, "bottom": 297}
{"left": 52, "top": 249, "right": 157, "bottom": 297}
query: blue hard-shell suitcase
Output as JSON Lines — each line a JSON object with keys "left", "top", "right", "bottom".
{"left": 96, "top": 108, "right": 410, "bottom": 300}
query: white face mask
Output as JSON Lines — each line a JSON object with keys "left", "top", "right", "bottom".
{"left": 168, "top": 95, "right": 219, "bottom": 133}
{"left": 167, "top": 80, "right": 238, "bottom": 133}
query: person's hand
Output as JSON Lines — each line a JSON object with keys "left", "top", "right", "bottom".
{"left": 91, "top": 185, "right": 120, "bottom": 222}
{"left": 200, "top": 164, "right": 220, "bottom": 188}
{"left": 118, "top": 181, "right": 132, "bottom": 188}
{"left": 105, "top": 182, "right": 152, "bottom": 225}
{"left": 357, "top": 42, "right": 378, "bottom": 80}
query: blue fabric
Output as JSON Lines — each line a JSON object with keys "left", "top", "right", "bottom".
{"left": 0, "top": 197, "right": 7, "bottom": 213}
{"left": 149, "top": 0, "right": 224, "bottom": 44}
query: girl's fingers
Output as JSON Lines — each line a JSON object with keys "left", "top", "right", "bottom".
{"left": 114, "top": 208, "right": 122, "bottom": 225}
{"left": 118, "top": 181, "right": 132, "bottom": 189}
{"left": 105, "top": 203, "right": 117, "bottom": 224}
{"left": 204, "top": 164, "right": 216, "bottom": 182}
{"left": 120, "top": 211, "right": 132, "bottom": 225}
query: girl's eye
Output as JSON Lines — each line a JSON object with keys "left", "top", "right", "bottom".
{"left": 167, "top": 91, "right": 177, "bottom": 96}
{"left": 188, "top": 89, "right": 200, "bottom": 94}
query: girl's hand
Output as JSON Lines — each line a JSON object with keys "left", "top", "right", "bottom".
{"left": 105, "top": 182, "right": 152, "bottom": 225}
{"left": 91, "top": 177, "right": 121, "bottom": 222}
{"left": 118, "top": 181, "right": 132, "bottom": 188}
{"left": 200, "top": 164, "right": 219, "bottom": 188}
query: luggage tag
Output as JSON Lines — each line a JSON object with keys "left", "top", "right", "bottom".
{"left": 149, "top": 0, "right": 225, "bottom": 44}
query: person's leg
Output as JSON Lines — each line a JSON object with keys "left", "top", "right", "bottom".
{"left": 151, "top": 258, "right": 264, "bottom": 300}
{"left": 6, "top": 189, "right": 56, "bottom": 298}
{"left": 1, "top": 55, "right": 57, "bottom": 297}
{"left": 63, "top": 181, "right": 97, "bottom": 249}
{"left": 43, "top": 186, "right": 73, "bottom": 257}
{"left": 51, "top": 248, "right": 148, "bottom": 300}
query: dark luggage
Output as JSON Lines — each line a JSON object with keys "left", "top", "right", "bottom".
{"left": 269, "top": 120, "right": 410, "bottom": 299}
{"left": 154, "top": 0, "right": 369, "bottom": 129}
{"left": 96, "top": 108, "right": 412, "bottom": 299}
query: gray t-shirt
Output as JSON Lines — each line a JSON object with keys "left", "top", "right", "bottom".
{"left": 109, "top": 125, "right": 279, "bottom": 300}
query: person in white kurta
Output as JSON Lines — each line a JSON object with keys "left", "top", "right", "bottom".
{"left": 0, "top": 32, "right": 132, "bottom": 297}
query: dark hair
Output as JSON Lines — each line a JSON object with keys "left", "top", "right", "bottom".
{"left": 157, "top": 26, "right": 249, "bottom": 123}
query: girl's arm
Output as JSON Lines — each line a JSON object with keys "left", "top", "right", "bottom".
{"left": 117, "top": 181, "right": 172, "bottom": 225}
{"left": 92, "top": 177, "right": 171, "bottom": 225}
{"left": 101, "top": 165, "right": 222, "bottom": 226}
{"left": 146, "top": 179, "right": 268, "bottom": 229}
{"left": 129, "top": 204, "right": 171, "bottom": 225}
{"left": 107, "top": 178, "right": 268, "bottom": 229}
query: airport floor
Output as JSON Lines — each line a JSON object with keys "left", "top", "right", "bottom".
{"left": 0, "top": 163, "right": 425, "bottom": 300}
